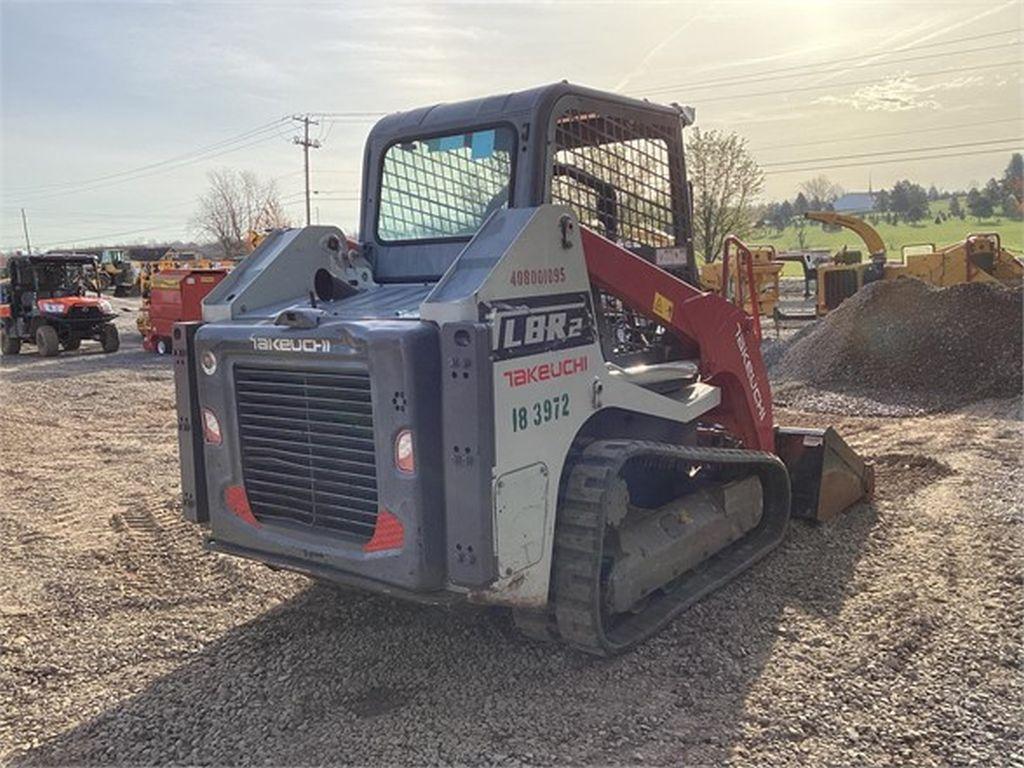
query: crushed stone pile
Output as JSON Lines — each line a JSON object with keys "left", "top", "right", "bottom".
{"left": 768, "top": 278, "right": 1022, "bottom": 414}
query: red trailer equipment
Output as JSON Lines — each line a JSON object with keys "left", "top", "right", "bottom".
{"left": 139, "top": 268, "right": 227, "bottom": 354}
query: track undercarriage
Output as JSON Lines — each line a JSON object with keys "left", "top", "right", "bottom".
{"left": 516, "top": 440, "right": 791, "bottom": 655}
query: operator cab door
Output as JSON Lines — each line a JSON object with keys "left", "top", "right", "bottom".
{"left": 541, "top": 95, "right": 698, "bottom": 367}
{"left": 542, "top": 93, "right": 696, "bottom": 285}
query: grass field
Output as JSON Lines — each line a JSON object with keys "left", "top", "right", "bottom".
{"left": 745, "top": 198, "right": 1024, "bottom": 276}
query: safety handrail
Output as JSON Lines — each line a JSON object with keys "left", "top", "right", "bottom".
{"left": 720, "top": 235, "right": 762, "bottom": 340}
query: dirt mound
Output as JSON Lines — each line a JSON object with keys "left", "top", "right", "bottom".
{"left": 771, "top": 278, "right": 1023, "bottom": 411}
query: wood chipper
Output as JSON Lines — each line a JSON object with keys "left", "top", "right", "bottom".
{"left": 805, "top": 211, "right": 1024, "bottom": 314}
{"left": 139, "top": 268, "right": 228, "bottom": 354}
{"left": 172, "top": 83, "right": 873, "bottom": 655}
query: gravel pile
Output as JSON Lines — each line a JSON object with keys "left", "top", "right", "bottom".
{"left": 768, "top": 278, "right": 1023, "bottom": 415}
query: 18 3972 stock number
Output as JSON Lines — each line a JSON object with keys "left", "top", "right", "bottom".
{"left": 511, "top": 393, "right": 570, "bottom": 432}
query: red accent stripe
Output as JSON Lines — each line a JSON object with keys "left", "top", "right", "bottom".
{"left": 363, "top": 508, "right": 404, "bottom": 553}
{"left": 224, "top": 485, "right": 261, "bottom": 528}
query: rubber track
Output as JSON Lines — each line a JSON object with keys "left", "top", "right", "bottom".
{"left": 547, "top": 440, "right": 792, "bottom": 656}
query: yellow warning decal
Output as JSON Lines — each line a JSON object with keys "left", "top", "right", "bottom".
{"left": 652, "top": 292, "right": 674, "bottom": 323}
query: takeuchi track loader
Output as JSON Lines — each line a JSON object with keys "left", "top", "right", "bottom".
{"left": 173, "top": 83, "right": 873, "bottom": 655}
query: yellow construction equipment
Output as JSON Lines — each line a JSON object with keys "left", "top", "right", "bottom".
{"left": 137, "top": 252, "right": 230, "bottom": 296}
{"left": 804, "top": 211, "right": 1023, "bottom": 314}
{"left": 897, "top": 233, "right": 1023, "bottom": 287}
{"left": 700, "top": 242, "right": 783, "bottom": 317}
{"left": 805, "top": 211, "right": 887, "bottom": 260}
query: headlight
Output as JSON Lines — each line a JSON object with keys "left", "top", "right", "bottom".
{"left": 39, "top": 301, "right": 67, "bottom": 314}
{"left": 99, "top": 300, "right": 113, "bottom": 314}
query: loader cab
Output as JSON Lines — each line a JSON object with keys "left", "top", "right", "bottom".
{"left": 359, "top": 82, "right": 698, "bottom": 285}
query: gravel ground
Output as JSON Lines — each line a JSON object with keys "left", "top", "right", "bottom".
{"left": 1, "top": 296, "right": 1021, "bottom": 766}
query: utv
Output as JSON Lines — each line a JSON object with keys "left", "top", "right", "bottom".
{"left": 1, "top": 254, "right": 120, "bottom": 357}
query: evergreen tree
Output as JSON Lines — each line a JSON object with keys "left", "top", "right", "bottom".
{"left": 966, "top": 187, "right": 993, "bottom": 220}
{"left": 793, "top": 192, "right": 809, "bottom": 215}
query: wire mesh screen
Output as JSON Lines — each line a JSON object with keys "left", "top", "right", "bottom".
{"left": 552, "top": 111, "right": 680, "bottom": 250}
{"left": 378, "top": 127, "right": 515, "bottom": 242}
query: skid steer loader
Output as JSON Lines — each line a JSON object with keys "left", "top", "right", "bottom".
{"left": 173, "top": 83, "right": 873, "bottom": 655}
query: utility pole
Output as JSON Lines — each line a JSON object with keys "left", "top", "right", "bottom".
{"left": 292, "top": 115, "right": 321, "bottom": 226}
{"left": 20, "top": 208, "right": 31, "bottom": 253}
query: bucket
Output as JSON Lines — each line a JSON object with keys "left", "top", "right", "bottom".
{"left": 774, "top": 426, "right": 875, "bottom": 522}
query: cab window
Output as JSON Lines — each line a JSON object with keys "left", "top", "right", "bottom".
{"left": 377, "top": 127, "right": 515, "bottom": 243}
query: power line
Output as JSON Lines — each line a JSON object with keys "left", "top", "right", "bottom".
{"left": 637, "top": 38, "right": 1019, "bottom": 96}
{"left": 10, "top": 128, "right": 291, "bottom": 203}
{"left": 307, "top": 111, "right": 387, "bottom": 118}
{"left": 633, "top": 28, "right": 1019, "bottom": 95}
{"left": 762, "top": 146, "right": 1014, "bottom": 176}
{"left": 690, "top": 60, "right": 1017, "bottom": 104}
{"left": 761, "top": 137, "right": 1021, "bottom": 168}
{"left": 0, "top": 210, "right": 187, "bottom": 224}
{"left": 751, "top": 116, "right": 1022, "bottom": 153}
{"left": 32, "top": 223, "right": 183, "bottom": 250}
{"left": 6, "top": 112, "right": 380, "bottom": 207}
{"left": 5, "top": 119, "right": 291, "bottom": 195}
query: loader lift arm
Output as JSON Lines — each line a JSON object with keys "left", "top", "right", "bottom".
{"left": 580, "top": 225, "right": 775, "bottom": 453}
{"left": 805, "top": 210, "right": 887, "bottom": 260}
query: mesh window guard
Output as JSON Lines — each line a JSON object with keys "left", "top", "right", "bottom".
{"left": 552, "top": 111, "right": 681, "bottom": 250}
{"left": 553, "top": 110, "right": 686, "bottom": 360}
{"left": 378, "top": 127, "right": 515, "bottom": 242}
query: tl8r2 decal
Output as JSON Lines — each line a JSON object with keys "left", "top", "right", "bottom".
{"left": 481, "top": 292, "right": 596, "bottom": 361}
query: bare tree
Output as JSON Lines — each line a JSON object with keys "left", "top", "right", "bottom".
{"left": 686, "top": 128, "right": 764, "bottom": 263}
{"left": 192, "top": 169, "right": 290, "bottom": 258}
{"left": 799, "top": 174, "right": 844, "bottom": 205}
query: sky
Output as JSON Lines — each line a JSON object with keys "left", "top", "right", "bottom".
{"left": 0, "top": 0, "right": 1021, "bottom": 251}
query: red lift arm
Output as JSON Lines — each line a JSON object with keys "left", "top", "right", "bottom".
{"left": 581, "top": 226, "right": 775, "bottom": 453}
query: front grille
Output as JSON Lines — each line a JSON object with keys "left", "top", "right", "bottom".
{"left": 234, "top": 366, "right": 379, "bottom": 541}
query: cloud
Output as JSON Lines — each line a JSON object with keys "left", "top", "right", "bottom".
{"left": 815, "top": 74, "right": 984, "bottom": 112}
{"left": 614, "top": 13, "right": 701, "bottom": 91}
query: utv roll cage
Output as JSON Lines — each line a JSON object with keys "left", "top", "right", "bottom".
{"left": 7, "top": 254, "right": 101, "bottom": 301}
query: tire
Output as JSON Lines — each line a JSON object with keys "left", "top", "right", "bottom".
{"left": 99, "top": 324, "right": 120, "bottom": 353}
{"left": 36, "top": 325, "right": 60, "bottom": 357}
{"left": 0, "top": 327, "right": 21, "bottom": 356}
{"left": 62, "top": 336, "right": 82, "bottom": 351}
{"left": 155, "top": 337, "right": 169, "bottom": 355}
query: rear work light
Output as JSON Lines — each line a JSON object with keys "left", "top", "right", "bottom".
{"left": 395, "top": 429, "right": 415, "bottom": 473}
{"left": 200, "top": 350, "right": 217, "bottom": 375}
{"left": 202, "top": 408, "right": 222, "bottom": 445}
